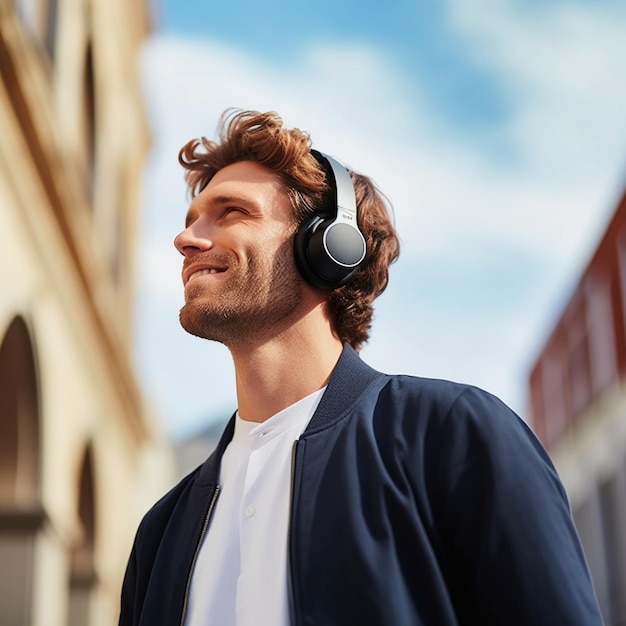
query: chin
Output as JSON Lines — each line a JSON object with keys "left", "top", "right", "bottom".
{"left": 179, "top": 305, "right": 209, "bottom": 338}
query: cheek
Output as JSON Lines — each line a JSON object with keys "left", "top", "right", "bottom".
{"left": 273, "top": 238, "right": 300, "bottom": 273}
{"left": 250, "top": 233, "right": 296, "bottom": 269}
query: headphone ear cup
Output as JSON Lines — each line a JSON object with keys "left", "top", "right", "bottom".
{"left": 295, "top": 150, "right": 367, "bottom": 289}
{"left": 294, "top": 214, "right": 331, "bottom": 289}
{"left": 293, "top": 214, "right": 363, "bottom": 289}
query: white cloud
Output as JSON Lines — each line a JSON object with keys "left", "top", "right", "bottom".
{"left": 449, "top": 0, "right": 626, "bottom": 179}
{"left": 135, "top": 4, "right": 626, "bottom": 436}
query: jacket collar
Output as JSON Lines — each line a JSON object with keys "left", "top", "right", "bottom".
{"left": 195, "top": 413, "right": 236, "bottom": 487}
{"left": 195, "top": 343, "right": 382, "bottom": 486}
{"left": 304, "top": 343, "right": 382, "bottom": 434}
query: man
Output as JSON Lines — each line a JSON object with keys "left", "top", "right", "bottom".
{"left": 119, "top": 109, "right": 603, "bottom": 625}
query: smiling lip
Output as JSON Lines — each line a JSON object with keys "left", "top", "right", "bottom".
{"left": 183, "top": 264, "right": 228, "bottom": 285}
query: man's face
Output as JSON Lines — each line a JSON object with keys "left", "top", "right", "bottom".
{"left": 174, "top": 161, "right": 307, "bottom": 347}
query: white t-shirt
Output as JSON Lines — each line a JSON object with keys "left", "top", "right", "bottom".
{"left": 184, "top": 388, "right": 325, "bottom": 626}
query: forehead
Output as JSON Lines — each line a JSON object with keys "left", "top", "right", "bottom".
{"left": 209, "top": 160, "right": 281, "bottom": 189}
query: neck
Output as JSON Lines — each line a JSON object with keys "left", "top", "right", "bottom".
{"left": 229, "top": 306, "right": 343, "bottom": 423}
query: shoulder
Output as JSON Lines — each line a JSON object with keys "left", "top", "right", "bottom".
{"left": 397, "top": 376, "right": 541, "bottom": 454}
{"left": 119, "top": 465, "right": 204, "bottom": 618}
{"left": 133, "top": 468, "right": 201, "bottom": 548}
{"left": 379, "top": 373, "right": 475, "bottom": 408}
{"left": 132, "top": 415, "right": 235, "bottom": 550}
{"left": 330, "top": 347, "right": 547, "bottom": 466}
{"left": 374, "top": 372, "right": 521, "bottom": 432}
{"left": 368, "top": 373, "right": 551, "bottom": 472}
{"left": 393, "top": 375, "right": 563, "bottom": 499}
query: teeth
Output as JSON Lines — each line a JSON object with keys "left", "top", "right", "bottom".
{"left": 188, "top": 268, "right": 223, "bottom": 283}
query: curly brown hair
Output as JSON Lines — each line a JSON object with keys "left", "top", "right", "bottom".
{"left": 178, "top": 109, "right": 400, "bottom": 351}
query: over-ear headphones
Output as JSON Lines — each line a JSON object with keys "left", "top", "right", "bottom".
{"left": 294, "top": 150, "right": 367, "bottom": 289}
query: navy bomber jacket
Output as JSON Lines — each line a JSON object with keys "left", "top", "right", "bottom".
{"left": 119, "top": 345, "right": 603, "bottom": 626}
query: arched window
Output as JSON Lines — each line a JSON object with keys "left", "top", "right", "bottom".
{"left": 0, "top": 316, "right": 41, "bottom": 625}
{"left": 68, "top": 445, "right": 97, "bottom": 626}
{"left": 0, "top": 316, "right": 40, "bottom": 507}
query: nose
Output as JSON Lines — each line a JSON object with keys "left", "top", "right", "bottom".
{"left": 174, "top": 222, "right": 214, "bottom": 256}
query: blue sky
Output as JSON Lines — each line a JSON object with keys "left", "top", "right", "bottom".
{"left": 156, "top": 0, "right": 505, "bottom": 124}
{"left": 135, "top": 0, "right": 626, "bottom": 439}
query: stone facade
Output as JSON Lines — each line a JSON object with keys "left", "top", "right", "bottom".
{"left": 0, "top": 1, "right": 174, "bottom": 624}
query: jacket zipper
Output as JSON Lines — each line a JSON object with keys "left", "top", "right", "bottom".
{"left": 287, "top": 440, "right": 300, "bottom": 626}
{"left": 179, "top": 485, "right": 221, "bottom": 626}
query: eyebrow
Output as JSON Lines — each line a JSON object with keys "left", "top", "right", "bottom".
{"left": 210, "top": 194, "right": 257, "bottom": 208}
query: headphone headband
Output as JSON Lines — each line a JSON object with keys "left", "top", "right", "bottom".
{"left": 315, "top": 152, "right": 358, "bottom": 220}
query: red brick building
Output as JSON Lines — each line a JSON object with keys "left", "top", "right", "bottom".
{"left": 528, "top": 188, "right": 626, "bottom": 625}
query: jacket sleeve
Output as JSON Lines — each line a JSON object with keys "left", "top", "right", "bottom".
{"left": 118, "top": 521, "right": 145, "bottom": 626}
{"left": 426, "top": 386, "right": 604, "bottom": 626}
{"left": 117, "top": 487, "right": 181, "bottom": 626}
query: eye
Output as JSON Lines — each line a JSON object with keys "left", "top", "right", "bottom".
{"left": 223, "top": 206, "right": 247, "bottom": 218}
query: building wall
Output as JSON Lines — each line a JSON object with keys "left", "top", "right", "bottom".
{"left": 0, "top": 2, "right": 174, "bottom": 625}
{"left": 528, "top": 189, "right": 626, "bottom": 625}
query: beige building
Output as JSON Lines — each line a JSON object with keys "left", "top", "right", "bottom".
{"left": 528, "top": 188, "right": 626, "bottom": 625}
{"left": 0, "top": 1, "right": 174, "bottom": 625}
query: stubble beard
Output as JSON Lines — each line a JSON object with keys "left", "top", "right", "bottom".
{"left": 179, "top": 244, "right": 305, "bottom": 348}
